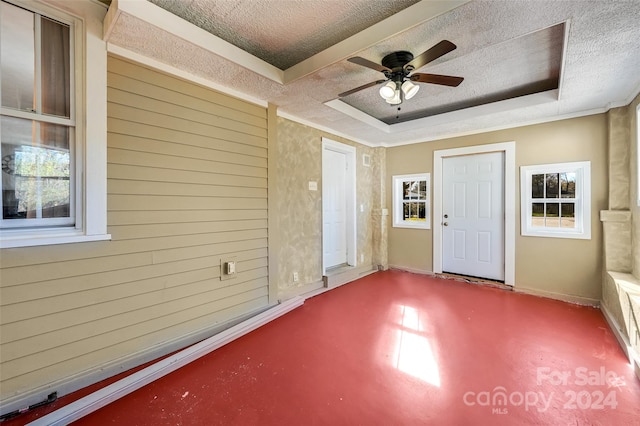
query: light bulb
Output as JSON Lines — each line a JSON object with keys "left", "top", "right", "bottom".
{"left": 401, "top": 80, "right": 420, "bottom": 99}
{"left": 379, "top": 81, "right": 396, "bottom": 100}
{"left": 386, "top": 89, "right": 402, "bottom": 105}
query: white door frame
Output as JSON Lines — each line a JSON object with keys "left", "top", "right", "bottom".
{"left": 322, "top": 137, "right": 357, "bottom": 275}
{"left": 433, "top": 142, "right": 516, "bottom": 286}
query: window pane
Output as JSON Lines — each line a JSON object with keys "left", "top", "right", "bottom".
{"left": 561, "top": 203, "right": 575, "bottom": 228}
{"left": 545, "top": 173, "right": 559, "bottom": 198}
{"left": 417, "top": 202, "right": 426, "bottom": 220}
{"left": 41, "top": 16, "right": 70, "bottom": 118}
{"left": 532, "top": 174, "right": 544, "bottom": 198}
{"left": 403, "top": 202, "right": 426, "bottom": 222}
{"left": 560, "top": 172, "right": 576, "bottom": 198}
{"left": 1, "top": 116, "right": 70, "bottom": 221}
{"left": 403, "top": 201, "right": 410, "bottom": 220}
{"left": 1, "top": 2, "right": 35, "bottom": 112}
{"left": 404, "top": 180, "right": 423, "bottom": 200}
{"left": 545, "top": 203, "right": 560, "bottom": 227}
{"left": 532, "top": 202, "right": 544, "bottom": 227}
{"left": 403, "top": 181, "right": 412, "bottom": 200}
{"left": 419, "top": 180, "right": 427, "bottom": 200}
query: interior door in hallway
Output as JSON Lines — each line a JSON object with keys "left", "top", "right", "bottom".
{"left": 323, "top": 148, "right": 347, "bottom": 269}
{"left": 442, "top": 152, "right": 505, "bottom": 281}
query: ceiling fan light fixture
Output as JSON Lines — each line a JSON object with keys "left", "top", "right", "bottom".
{"left": 401, "top": 80, "right": 420, "bottom": 99}
{"left": 386, "top": 88, "right": 402, "bottom": 105}
{"left": 379, "top": 81, "right": 396, "bottom": 100}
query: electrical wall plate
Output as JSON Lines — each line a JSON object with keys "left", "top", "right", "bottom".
{"left": 220, "top": 256, "right": 237, "bottom": 281}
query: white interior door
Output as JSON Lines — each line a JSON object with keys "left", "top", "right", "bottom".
{"left": 442, "top": 152, "right": 505, "bottom": 281}
{"left": 323, "top": 148, "right": 347, "bottom": 269}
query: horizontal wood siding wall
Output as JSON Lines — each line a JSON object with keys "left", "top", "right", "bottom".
{"left": 0, "top": 56, "right": 269, "bottom": 399}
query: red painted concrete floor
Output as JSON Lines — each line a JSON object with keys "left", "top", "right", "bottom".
{"left": 6, "top": 270, "right": 640, "bottom": 425}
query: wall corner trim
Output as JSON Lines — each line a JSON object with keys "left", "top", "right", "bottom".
{"left": 26, "top": 297, "right": 304, "bottom": 426}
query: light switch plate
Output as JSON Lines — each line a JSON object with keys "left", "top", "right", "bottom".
{"left": 308, "top": 181, "right": 318, "bottom": 191}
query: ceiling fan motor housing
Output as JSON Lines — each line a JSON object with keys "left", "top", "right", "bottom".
{"left": 381, "top": 51, "right": 415, "bottom": 80}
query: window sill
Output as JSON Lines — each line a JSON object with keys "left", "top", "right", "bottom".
{"left": 0, "top": 229, "right": 111, "bottom": 249}
{"left": 521, "top": 229, "right": 590, "bottom": 240}
{"left": 392, "top": 223, "right": 431, "bottom": 230}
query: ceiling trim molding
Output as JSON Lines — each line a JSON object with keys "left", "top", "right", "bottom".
{"left": 557, "top": 19, "right": 571, "bottom": 101}
{"left": 104, "top": 0, "right": 285, "bottom": 84}
{"left": 621, "top": 79, "right": 640, "bottom": 107}
{"left": 277, "top": 110, "right": 379, "bottom": 148}
{"left": 106, "top": 44, "right": 269, "bottom": 108}
{"left": 380, "top": 106, "right": 607, "bottom": 148}
{"left": 326, "top": 89, "right": 559, "bottom": 137}
{"left": 390, "top": 89, "right": 559, "bottom": 133}
{"left": 283, "top": 0, "right": 471, "bottom": 83}
{"left": 323, "top": 100, "right": 390, "bottom": 133}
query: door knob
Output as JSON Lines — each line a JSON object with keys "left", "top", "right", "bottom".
{"left": 443, "top": 222, "right": 449, "bottom": 226}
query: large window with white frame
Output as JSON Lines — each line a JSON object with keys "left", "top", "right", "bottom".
{"left": 0, "top": 0, "right": 109, "bottom": 248}
{"left": 1, "top": 0, "right": 76, "bottom": 228}
{"left": 520, "top": 161, "right": 591, "bottom": 239}
{"left": 392, "top": 173, "right": 430, "bottom": 229}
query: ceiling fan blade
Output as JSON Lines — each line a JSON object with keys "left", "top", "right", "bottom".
{"left": 410, "top": 73, "right": 464, "bottom": 87}
{"left": 339, "top": 80, "right": 387, "bottom": 97}
{"left": 405, "top": 40, "right": 457, "bottom": 71}
{"left": 347, "top": 57, "right": 391, "bottom": 73}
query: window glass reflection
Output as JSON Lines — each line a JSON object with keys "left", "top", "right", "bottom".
{"left": 545, "top": 173, "right": 559, "bottom": 198}
{"left": 560, "top": 172, "right": 576, "bottom": 198}
{"left": 532, "top": 174, "right": 544, "bottom": 198}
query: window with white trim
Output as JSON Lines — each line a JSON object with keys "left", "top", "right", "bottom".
{"left": 0, "top": 0, "right": 109, "bottom": 248}
{"left": 520, "top": 161, "right": 591, "bottom": 239}
{"left": 392, "top": 173, "right": 430, "bottom": 229}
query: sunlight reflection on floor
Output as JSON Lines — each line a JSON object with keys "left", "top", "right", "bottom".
{"left": 390, "top": 304, "right": 441, "bottom": 386}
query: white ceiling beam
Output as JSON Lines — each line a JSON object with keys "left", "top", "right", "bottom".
{"left": 105, "top": 0, "right": 285, "bottom": 84}
{"left": 284, "top": 0, "right": 471, "bottom": 84}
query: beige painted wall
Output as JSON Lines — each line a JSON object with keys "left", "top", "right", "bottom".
{"left": 0, "top": 56, "right": 271, "bottom": 405}
{"left": 387, "top": 114, "right": 608, "bottom": 301}
{"left": 276, "top": 117, "right": 384, "bottom": 297}
{"left": 630, "top": 94, "right": 640, "bottom": 276}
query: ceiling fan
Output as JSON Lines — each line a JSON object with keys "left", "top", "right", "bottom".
{"left": 339, "top": 40, "right": 464, "bottom": 105}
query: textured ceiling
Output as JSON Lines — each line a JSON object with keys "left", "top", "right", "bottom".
{"left": 147, "top": 0, "right": 420, "bottom": 70}
{"left": 342, "top": 23, "right": 564, "bottom": 124}
{"left": 104, "top": 0, "right": 640, "bottom": 147}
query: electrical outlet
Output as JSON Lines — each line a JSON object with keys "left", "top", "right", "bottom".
{"left": 360, "top": 254, "right": 364, "bottom": 263}
{"left": 220, "top": 256, "right": 237, "bottom": 281}
{"left": 293, "top": 272, "right": 299, "bottom": 282}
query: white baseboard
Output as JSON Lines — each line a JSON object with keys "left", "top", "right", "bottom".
{"left": 278, "top": 279, "right": 325, "bottom": 301}
{"left": 26, "top": 297, "right": 304, "bottom": 426}
{"left": 278, "top": 265, "right": 376, "bottom": 302}
{"left": 515, "top": 286, "right": 600, "bottom": 306}
{"left": 388, "top": 265, "right": 435, "bottom": 276}
{"left": 1, "top": 302, "right": 280, "bottom": 417}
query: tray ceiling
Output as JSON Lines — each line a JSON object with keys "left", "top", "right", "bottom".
{"left": 104, "top": 0, "right": 640, "bottom": 146}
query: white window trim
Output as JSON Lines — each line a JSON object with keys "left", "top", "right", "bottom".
{"left": 392, "top": 173, "right": 430, "bottom": 229}
{"left": 520, "top": 161, "right": 591, "bottom": 240}
{"left": 0, "top": 0, "right": 109, "bottom": 248}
